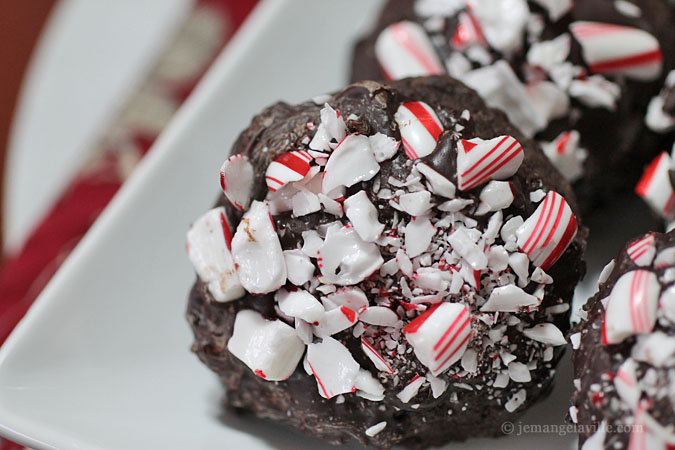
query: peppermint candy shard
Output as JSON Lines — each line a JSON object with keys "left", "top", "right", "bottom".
{"left": 627, "top": 233, "right": 656, "bottom": 267}
{"left": 344, "top": 191, "right": 385, "bottom": 242}
{"left": 636, "top": 152, "right": 675, "bottom": 220}
{"left": 416, "top": 162, "right": 456, "bottom": 198}
{"left": 306, "top": 337, "right": 360, "bottom": 399}
{"left": 570, "top": 21, "right": 663, "bottom": 81}
{"left": 522, "top": 323, "right": 566, "bottom": 346}
{"left": 394, "top": 101, "right": 444, "bottom": 160}
{"left": 275, "top": 288, "right": 325, "bottom": 323}
{"left": 602, "top": 270, "right": 661, "bottom": 345}
{"left": 614, "top": 358, "right": 640, "bottom": 408}
{"left": 231, "top": 201, "right": 287, "bottom": 294}
{"left": 220, "top": 155, "right": 254, "bottom": 210}
{"left": 313, "top": 306, "right": 359, "bottom": 338}
{"left": 318, "top": 225, "right": 384, "bottom": 285}
{"left": 227, "top": 310, "right": 304, "bottom": 381}
{"left": 309, "top": 104, "right": 347, "bottom": 152}
{"left": 396, "top": 375, "right": 426, "bottom": 403}
{"left": 481, "top": 284, "right": 539, "bottom": 312}
{"left": 404, "top": 302, "right": 472, "bottom": 376}
{"left": 374, "top": 21, "right": 445, "bottom": 81}
{"left": 516, "top": 191, "right": 578, "bottom": 270}
{"left": 322, "top": 134, "right": 380, "bottom": 194}
{"left": 186, "top": 207, "right": 244, "bottom": 302}
{"left": 265, "top": 151, "right": 313, "bottom": 192}
{"left": 456, "top": 136, "right": 524, "bottom": 191}
{"left": 361, "top": 338, "right": 395, "bottom": 374}
{"left": 451, "top": 11, "right": 485, "bottom": 50}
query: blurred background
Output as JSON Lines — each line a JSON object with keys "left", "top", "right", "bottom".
{"left": 0, "top": 3, "right": 258, "bottom": 448}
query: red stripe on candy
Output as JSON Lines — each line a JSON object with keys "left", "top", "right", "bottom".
{"left": 540, "top": 212, "right": 577, "bottom": 270}
{"left": 390, "top": 23, "right": 444, "bottom": 76}
{"left": 433, "top": 308, "right": 468, "bottom": 351}
{"left": 404, "top": 102, "right": 443, "bottom": 140}
{"left": 589, "top": 49, "right": 663, "bottom": 74}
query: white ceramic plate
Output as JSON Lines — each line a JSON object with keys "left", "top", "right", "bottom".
{"left": 0, "top": 0, "right": 655, "bottom": 448}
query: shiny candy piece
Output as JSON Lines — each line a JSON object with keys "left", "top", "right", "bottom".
{"left": 481, "top": 284, "right": 539, "bottom": 312}
{"left": 306, "top": 337, "right": 360, "bottom": 399}
{"left": 375, "top": 21, "right": 445, "bottom": 81}
{"left": 318, "top": 225, "right": 383, "bottom": 285}
{"left": 570, "top": 21, "right": 663, "bottom": 81}
{"left": 344, "top": 190, "right": 385, "bottom": 242}
{"left": 276, "top": 288, "right": 325, "bottom": 323}
{"left": 467, "top": 0, "right": 530, "bottom": 53}
{"left": 636, "top": 152, "right": 675, "bottom": 220}
{"left": 227, "top": 309, "right": 304, "bottom": 381}
{"left": 404, "top": 302, "right": 472, "bottom": 376}
{"left": 516, "top": 191, "right": 578, "bottom": 270}
{"left": 627, "top": 233, "right": 656, "bottom": 267}
{"left": 451, "top": 11, "right": 485, "bottom": 50}
{"left": 361, "top": 338, "right": 394, "bottom": 374}
{"left": 456, "top": 135, "right": 524, "bottom": 191}
{"left": 220, "top": 154, "right": 254, "bottom": 210}
{"left": 231, "top": 201, "right": 287, "bottom": 294}
{"left": 540, "top": 130, "right": 585, "bottom": 183}
{"left": 313, "top": 305, "right": 359, "bottom": 337}
{"left": 602, "top": 270, "right": 661, "bottom": 345}
{"left": 265, "top": 151, "right": 313, "bottom": 192}
{"left": 186, "top": 207, "right": 244, "bottom": 302}
{"left": 395, "top": 101, "right": 443, "bottom": 159}
{"left": 322, "top": 134, "right": 380, "bottom": 194}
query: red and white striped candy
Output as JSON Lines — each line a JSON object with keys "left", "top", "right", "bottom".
{"left": 361, "top": 337, "right": 394, "bottom": 374}
{"left": 451, "top": 11, "right": 485, "bottom": 50}
{"left": 635, "top": 152, "right": 675, "bottom": 220}
{"left": 313, "top": 305, "right": 358, "bottom": 338}
{"left": 220, "top": 154, "right": 254, "bottom": 210}
{"left": 186, "top": 207, "right": 244, "bottom": 302}
{"left": 375, "top": 21, "right": 445, "bottom": 81}
{"left": 306, "top": 336, "right": 360, "bottom": 399}
{"left": 516, "top": 191, "right": 578, "bottom": 270}
{"left": 627, "top": 233, "right": 656, "bottom": 267}
{"left": 404, "top": 302, "right": 472, "bottom": 376}
{"left": 602, "top": 270, "right": 661, "bottom": 345}
{"left": 614, "top": 358, "right": 640, "bottom": 408}
{"left": 570, "top": 21, "right": 663, "bottom": 81}
{"left": 394, "top": 101, "right": 444, "bottom": 160}
{"left": 265, "top": 150, "right": 313, "bottom": 192}
{"left": 231, "top": 201, "right": 287, "bottom": 294}
{"left": 227, "top": 309, "right": 305, "bottom": 381}
{"left": 456, "top": 135, "right": 524, "bottom": 191}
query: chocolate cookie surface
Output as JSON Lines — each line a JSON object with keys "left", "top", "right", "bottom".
{"left": 570, "top": 230, "right": 675, "bottom": 449}
{"left": 350, "top": 0, "right": 675, "bottom": 212}
{"left": 186, "top": 76, "right": 586, "bottom": 449}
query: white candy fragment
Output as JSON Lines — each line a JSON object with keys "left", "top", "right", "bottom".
{"left": 360, "top": 306, "right": 399, "bottom": 326}
{"left": 344, "top": 191, "right": 384, "bottom": 242}
{"left": 322, "top": 134, "right": 380, "bottom": 193}
{"left": 276, "top": 288, "right": 325, "bottom": 323}
{"left": 227, "top": 310, "right": 304, "bottom": 381}
{"left": 416, "top": 162, "right": 456, "bottom": 198}
{"left": 310, "top": 104, "right": 347, "bottom": 151}
{"left": 318, "top": 225, "right": 383, "bottom": 285}
{"left": 187, "top": 207, "right": 244, "bottom": 302}
{"left": 395, "top": 101, "right": 443, "bottom": 159}
{"left": 481, "top": 285, "right": 539, "bottom": 312}
{"left": 365, "top": 421, "right": 388, "bottom": 437}
{"left": 307, "top": 337, "right": 360, "bottom": 399}
{"left": 265, "top": 151, "right": 313, "bottom": 192}
{"left": 570, "top": 21, "right": 663, "bottom": 81}
{"left": 526, "top": 81, "right": 570, "bottom": 124}
{"left": 632, "top": 331, "right": 675, "bottom": 367}
{"left": 291, "top": 189, "right": 321, "bottom": 217}
{"left": 598, "top": 259, "right": 616, "bottom": 285}
{"left": 522, "top": 323, "right": 567, "bottom": 346}
{"left": 396, "top": 375, "right": 427, "bottom": 403}
{"left": 627, "top": 233, "right": 656, "bottom": 267}
{"left": 283, "top": 249, "right": 315, "bottom": 286}
{"left": 220, "top": 154, "right": 254, "bottom": 210}
{"left": 313, "top": 305, "right": 358, "bottom": 337}
{"left": 475, "top": 181, "right": 514, "bottom": 215}
{"left": 327, "top": 287, "right": 369, "bottom": 312}
{"left": 427, "top": 373, "right": 448, "bottom": 398}
{"left": 361, "top": 337, "right": 394, "bottom": 374}
{"left": 405, "top": 216, "right": 435, "bottom": 258}
{"left": 602, "top": 270, "right": 661, "bottom": 344}
{"left": 231, "top": 201, "right": 287, "bottom": 294}
{"left": 527, "top": 34, "right": 571, "bottom": 73}
{"left": 404, "top": 302, "right": 472, "bottom": 376}
{"left": 375, "top": 21, "right": 445, "bottom": 81}
{"left": 636, "top": 152, "right": 675, "bottom": 220}
{"left": 614, "top": 358, "right": 640, "bottom": 408}
{"left": 569, "top": 75, "right": 621, "bottom": 110}
{"left": 505, "top": 389, "right": 527, "bottom": 412}
{"left": 370, "top": 133, "right": 400, "bottom": 162}
{"left": 532, "top": 0, "right": 571, "bottom": 21}
{"left": 467, "top": 0, "right": 530, "bottom": 54}
{"left": 456, "top": 135, "right": 524, "bottom": 191}
{"left": 569, "top": 332, "right": 581, "bottom": 350}
{"left": 660, "top": 285, "right": 675, "bottom": 323}
{"left": 399, "top": 190, "right": 434, "bottom": 216}
{"left": 355, "top": 369, "right": 385, "bottom": 401}
{"left": 508, "top": 361, "right": 531, "bottom": 382}
{"left": 541, "top": 130, "right": 587, "bottom": 182}
{"left": 516, "top": 191, "right": 578, "bottom": 270}
{"left": 448, "top": 228, "right": 488, "bottom": 270}
{"left": 646, "top": 71, "right": 675, "bottom": 133}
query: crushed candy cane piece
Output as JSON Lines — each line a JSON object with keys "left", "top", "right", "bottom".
{"left": 265, "top": 151, "right": 313, "bottom": 192}
{"left": 220, "top": 154, "right": 254, "bottom": 210}
{"left": 405, "top": 216, "right": 435, "bottom": 258}
{"left": 187, "top": 207, "right": 244, "bottom": 302}
{"left": 344, "top": 191, "right": 385, "bottom": 242}
{"left": 416, "top": 162, "right": 456, "bottom": 198}
{"left": 427, "top": 373, "right": 448, "bottom": 398}
{"left": 636, "top": 152, "right": 675, "bottom": 220}
{"left": 276, "top": 288, "right": 325, "bottom": 323}
{"left": 227, "top": 310, "right": 304, "bottom": 381}
{"left": 307, "top": 337, "right": 360, "bottom": 399}
{"left": 448, "top": 228, "right": 488, "bottom": 270}
{"left": 374, "top": 21, "right": 445, "bottom": 81}
{"left": 505, "top": 388, "right": 527, "bottom": 412}
{"left": 399, "top": 190, "right": 434, "bottom": 216}
{"left": 370, "top": 133, "right": 400, "bottom": 162}
{"left": 540, "top": 130, "right": 586, "bottom": 182}
{"left": 627, "top": 233, "right": 656, "bottom": 267}
{"left": 327, "top": 287, "right": 369, "bottom": 312}
{"left": 481, "top": 285, "right": 539, "bottom": 312}
{"left": 516, "top": 191, "right": 578, "bottom": 270}
{"left": 467, "top": 0, "right": 530, "bottom": 54}
{"left": 614, "top": 358, "right": 640, "bottom": 408}
{"left": 570, "top": 21, "right": 662, "bottom": 81}
{"left": 365, "top": 421, "right": 387, "bottom": 437}
{"left": 322, "top": 134, "right": 380, "bottom": 193}
{"left": 395, "top": 101, "right": 443, "bottom": 159}
{"left": 361, "top": 337, "right": 394, "bottom": 374}
{"left": 318, "top": 225, "right": 384, "bottom": 285}
{"left": 404, "top": 303, "right": 472, "bottom": 376}
{"left": 602, "top": 270, "right": 661, "bottom": 345}
{"left": 283, "top": 249, "right": 315, "bottom": 286}
{"left": 355, "top": 369, "right": 385, "bottom": 401}
{"left": 568, "top": 75, "right": 621, "bottom": 110}
{"left": 456, "top": 135, "right": 524, "bottom": 191}
{"left": 309, "top": 104, "right": 347, "bottom": 151}
{"left": 313, "top": 305, "right": 359, "bottom": 337}
{"left": 508, "top": 361, "right": 531, "bottom": 382}
{"left": 475, "top": 181, "right": 514, "bottom": 215}
{"left": 396, "top": 375, "right": 427, "bottom": 403}
{"left": 522, "top": 323, "right": 566, "bottom": 346}
{"left": 360, "top": 306, "right": 399, "bottom": 326}
{"left": 231, "top": 201, "right": 287, "bottom": 294}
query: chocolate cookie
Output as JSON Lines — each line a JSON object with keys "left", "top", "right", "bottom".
{"left": 350, "top": 0, "right": 675, "bottom": 212}
{"left": 185, "top": 76, "right": 586, "bottom": 449}
{"left": 570, "top": 230, "right": 675, "bottom": 449}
